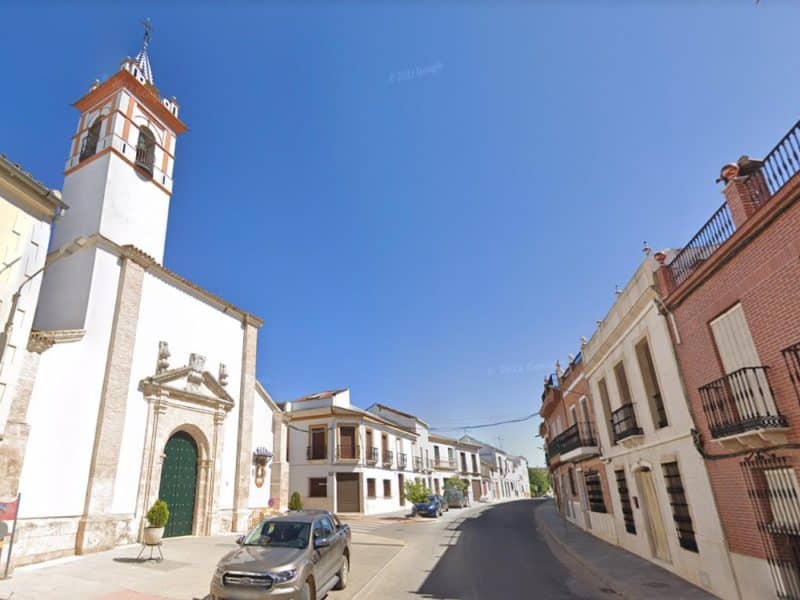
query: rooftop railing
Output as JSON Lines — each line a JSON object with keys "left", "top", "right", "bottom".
{"left": 668, "top": 121, "right": 800, "bottom": 287}
{"left": 762, "top": 120, "right": 800, "bottom": 195}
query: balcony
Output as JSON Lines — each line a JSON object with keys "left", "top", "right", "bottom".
{"left": 783, "top": 341, "right": 800, "bottom": 402}
{"left": 335, "top": 444, "right": 359, "bottom": 462}
{"left": 699, "top": 366, "right": 788, "bottom": 450}
{"left": 366, "top": 447, "right": 379, "bottom": 465}
{"left": 434, "top": 459, "right": 456, "bottom": 471}
{"left": 413, "top": 456, "right": 423, "bottom": 472}
{"left": 548, "top": 421, "right": 599, "bottom": 463}
{"left": 611, "top": 403, "right": 644, "bottom": 447}
{"left": 668, "top": 121, "right": 800, "bottom": 287}
{"left": 382, "top": 450, "right": 394, "bottom": 468}
{"left": 306, "top": 446, "right": 327, "bottom": 461}
{"left": 397, "top": 453, "right": 408, "bottom": 470}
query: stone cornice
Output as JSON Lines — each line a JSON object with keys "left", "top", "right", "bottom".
{"left": 27, "top": 329, "right": 86, "bottom": 353}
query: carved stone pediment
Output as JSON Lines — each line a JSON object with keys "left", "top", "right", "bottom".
{"left": 139, "top": 365, "right": 235, "bottom": 411}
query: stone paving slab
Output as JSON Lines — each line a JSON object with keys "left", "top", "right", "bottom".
{"left": 535, "top": 499, "right": 719, "bottom": 600}
{"left": 0, "top": 531, "right": 404, "bottom": 600}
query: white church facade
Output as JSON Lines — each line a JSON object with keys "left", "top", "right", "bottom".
{"left": 0, "top": 30, "right": 287, "bottom": 568}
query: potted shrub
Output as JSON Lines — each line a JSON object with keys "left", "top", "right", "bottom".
{"left": 144, "top": 499, "right": 169, "bottom": 545}
{"left": 288, "top": 491, "right": 303, "bottom": 511}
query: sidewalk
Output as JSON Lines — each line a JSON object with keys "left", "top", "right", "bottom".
{"left": 0, "top": 530, "right": 403, "bottom": 600}
{"left": 535, "top": 499, "right": 718, "bottom": 600}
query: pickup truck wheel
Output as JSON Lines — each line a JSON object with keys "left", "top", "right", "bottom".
{"left": 333, "top": 555, "right": 349, "bottom": 590}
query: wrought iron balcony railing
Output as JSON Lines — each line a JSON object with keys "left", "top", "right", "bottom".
{"left": 306, "top": 445, "right": 327, "bottom": 460}
{"left": 366, "top": 446, "right": 379, "bottom": 464}
{"left": 382, "top": 450, "right": 394, "bottom": 467}
{"left": 335, "top": 444, "right": 359, "bottom": 461}
{"left": 761, "top": 120, "right": 800, "bottom": 195}
{"left": 699, "top": 366, "right": 787, "bottom": 439}
{"left": 783, "top": 341, "right": 800, "bottom": 402}
{"left": 413, "top": 456, "right": 423, "bottom": 471}
{"left": 397, "top": 453, "right": 408, "bottom": 469}
{"left": 548, "top": 421, "right": 597, "bottom": 458}
{"left": 611, "top": 403, "right": 643, "bottom": 443}
{"left": 668, "top": 203, "right": 735, "bottom": 287}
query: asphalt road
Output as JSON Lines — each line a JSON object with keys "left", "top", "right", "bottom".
{"left": 354, "top": 498, "right": 614, "bottom": 600}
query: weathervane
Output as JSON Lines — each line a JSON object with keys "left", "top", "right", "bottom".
{"left": 141, "top": 17, "right": 153, "bottom": 48}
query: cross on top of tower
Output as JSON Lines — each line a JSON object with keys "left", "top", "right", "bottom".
{"left": 134, "top": 17, "right": 154, "bottom": 86}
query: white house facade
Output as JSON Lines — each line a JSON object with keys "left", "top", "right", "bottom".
{"left": 582, "top": 257, "right": 740, "bottom": 600}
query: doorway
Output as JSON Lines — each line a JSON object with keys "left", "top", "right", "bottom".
{"left": 158, "top": 431, "right": 198, "bottom": 537}
{"left": 336, "top": 473, "right": 360, "bottom": 513}
{"left": 635, "top": 467, "right": 671, "bottom": 562}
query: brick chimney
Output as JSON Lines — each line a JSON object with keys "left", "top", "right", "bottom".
{"left": 718, "top": 156, "right": 769, "bottom": 228}
{"left": 653, "top": 251, "right": 675, "bottom": 296}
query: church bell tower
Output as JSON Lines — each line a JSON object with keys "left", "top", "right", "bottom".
{"left": 55, "top": 20, "right": 187, "bottom": 264}
{"left": 34, "top": 21, "right": 188, "bottom": 332}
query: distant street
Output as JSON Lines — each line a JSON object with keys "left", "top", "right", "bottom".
{"left": 355, "top": 498, "right": 612, "bottom": 599}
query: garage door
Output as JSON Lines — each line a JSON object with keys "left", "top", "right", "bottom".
{"left": 471, "top": 480, "right": 482, "bottom": 502}
{"left": 337, "top": 473, "right": 360, "bottom": 513}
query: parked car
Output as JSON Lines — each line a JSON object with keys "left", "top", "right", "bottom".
{"left": 412, "top": 494, "right": 444, "bottom": 517}
{"left": 210, "top": 510, "right": 351, "bottom": 600}
{"left": 436, "top": 494, "right": 449, "bottom": 511}
{"left": 444, "top": 488, "right": 468, "bottom": 508}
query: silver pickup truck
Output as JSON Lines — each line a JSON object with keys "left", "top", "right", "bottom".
{"left": 210, "top": 510, "right": 351, "bottom": 600}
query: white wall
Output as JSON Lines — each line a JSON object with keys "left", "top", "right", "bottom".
{"left": 111, "top": 268, "right": 245, "bottom": 514}
{"left": 249, "top": 387, "right": 274, "bottom": 509}
{"left": 19, "top": 248, "right": 120, "bottom": 517}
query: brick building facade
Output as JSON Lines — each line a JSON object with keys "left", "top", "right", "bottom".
{"left": 657, "top": 121, "right": 800, "bottom": 600}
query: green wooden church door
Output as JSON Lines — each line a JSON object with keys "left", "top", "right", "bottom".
{"left": 158, "top": 431, "right": 198, "bottom": 538}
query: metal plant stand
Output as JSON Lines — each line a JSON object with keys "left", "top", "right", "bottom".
{"left": 136, "top": 541, "right": 164, "bottom": 563}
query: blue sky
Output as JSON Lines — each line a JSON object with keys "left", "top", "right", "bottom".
{"left": 3, "top": 2, "right": 799, "bottom": 466}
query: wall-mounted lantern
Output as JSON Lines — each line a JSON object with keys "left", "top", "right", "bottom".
{"left": 252, "top": 447, "right": 273, "bottom": 488}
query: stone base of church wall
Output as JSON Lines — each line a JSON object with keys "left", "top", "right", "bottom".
{"left": 9, "top": 514, "right": 138, "bottom": 570}
{"left": 10, "top": 516, "right": 81, "bottom": 569}
{"left": 75, "top": 513, "right": 137, "bottom": 555}
{"left": 214, "top": 508, "right": 235, "bottom": 534}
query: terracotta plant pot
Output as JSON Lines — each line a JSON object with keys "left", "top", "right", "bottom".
{"left": 143, "top": 526, "right": 164, "bottom": 545}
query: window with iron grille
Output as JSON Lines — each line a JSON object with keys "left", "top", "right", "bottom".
{"left": 583, "top": 470, "right": 607, "bottom": 513}
{"left": 615, "top": 469, "right": 636, "bottom": 534}
{"left": 367, "top": 478, "right": 376, "bottom": 498}
{"left": 742, "top": 454, "right": 800, "bottom": 600}
{"left": 764, "top": 467, "right": 800, "bottom": 535}
{"left": 662, "top": 461, "right": 698, "bottom": 552}
{"left": 383, "top": 479, "right": 392, "bottom": 498}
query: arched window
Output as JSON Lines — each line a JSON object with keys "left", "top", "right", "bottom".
{"left": 135, "top": 127, "right": 156, "bottom": 175}
{"left": 79, "top": 118, "right": 102, "bottom": 162}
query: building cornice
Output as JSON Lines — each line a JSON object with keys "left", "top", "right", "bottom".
{"left": 0, "top": 154, "right": 67, "bottom": 220}
{"left": 73, "top": 70, "right": 188, "bottom": 135}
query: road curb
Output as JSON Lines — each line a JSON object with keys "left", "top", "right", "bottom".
{"left": 535, "top": 505, "right": 633, "bottom": 600}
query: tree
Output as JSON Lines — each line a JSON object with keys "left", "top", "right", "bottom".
{"left": 288, "top": 491, "right": 303, "bottom": 511}
{"left": 528, "top": 467, "right": 551, "bottom": 496}
{"left": 405, "top": 479, "right": 431, "bottom": 504}
{"left": 444, "top": 476, "right": 468, "bottom": 494}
